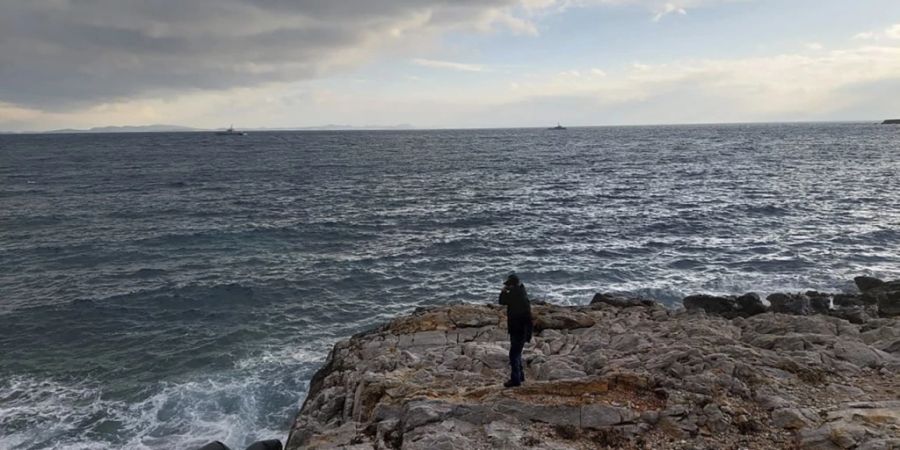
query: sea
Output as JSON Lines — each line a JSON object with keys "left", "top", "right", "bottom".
{"left": 1, "top": 123, "right": 899, "bottom": 449}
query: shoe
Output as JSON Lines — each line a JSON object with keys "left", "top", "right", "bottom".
{"left": 503, "top": 380, "right": 521, "bottom": 388}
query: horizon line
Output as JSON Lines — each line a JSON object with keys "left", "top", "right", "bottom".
{"left": 1, "top": 119, "right": 894, "bottom": 135}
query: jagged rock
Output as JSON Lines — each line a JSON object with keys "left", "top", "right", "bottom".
{"left": 872, "top": 283, "right": 900, "bottom": 317}
{"left": 799, "top": 401, "right": 900, "bottom": 450}
{"left": 286, "top": 294, "right": 900, "bottom": 450}
{"left": 768, "top": 293, "right": 813, "bottom": 315}
{"left": 834, "top": 293, "right": 866, "bottom": 307}
{"left": 532, "top": 307, "right": 595, "bottom": 331}
{"left": 855, "top": 276, "right": 885, "bottom": 292}
{"left": 682, "top": 293, "right": 768, "bottom": 318}
{"left": 805, "top": 291, "right": 832, "bottom": 314}
{"left": 771, "top": 407, "right": 812, "bottom": 430}
{"left": 736, "top": 292, "right": 768, "bottom": 316}
{"left": 581, "top": 404, "right": 637, "bottom": 428}
{"left": 833, "top": 340, "right": 890, "bottom": 368}
{"left": 683, "top": 294, "right": 736, "bottom": 316}
{"left": 591, "top": 293, "right": 656, "bottom": 308}
{"left": 828, "top": 306, "right": 871, "bottom": 324}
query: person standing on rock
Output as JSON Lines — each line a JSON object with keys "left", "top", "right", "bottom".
{"left": 499, "top": 273, "right": 533, "bottom": 388}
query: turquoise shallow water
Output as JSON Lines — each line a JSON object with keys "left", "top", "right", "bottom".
{"left": 1, "top": 124, "right": 899, "bottom": 449}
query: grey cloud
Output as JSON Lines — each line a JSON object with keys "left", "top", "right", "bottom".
{"left": 0, "top": 0, "right": 521, "bottom": 109}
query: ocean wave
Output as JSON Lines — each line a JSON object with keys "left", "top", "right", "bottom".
{"left": 0, "top": 372, "right": 302, "bottom": 450}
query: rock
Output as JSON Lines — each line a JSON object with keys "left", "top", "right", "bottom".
{"left": 806, "top": 291, "right": 832, "bottom": 314}
{"left": 855, "top": 276, "right": 885, "bottom": 292}
{"left": 799, "top": 401, "right": 900, "bottom": 450}
{"left": 403, "top": 400, "right": 455, "bottom": 431}
{"left": 825, "top": 383, "right": 867, "bottom": 399}
{"left": 495, "top": 399, "right": 581, "bottom": 426}
{"left": 701, "top": 403, "right": 730, "bottom": 433}
{"left": 828, "top": 306, "right": 870, "bottom": 324}
{"left": 768, "top": 293, "right": 813, "bottom": 315}
{"left": 581, "top": 405, "right": 636, "bottom": 428}
{"left": 591, "top": 293, "right": 656, "bottom": 308}
{"left": 771, "top": 407, "right": 812, "bottom": 430}
{"left": 834, "top": 293, "right": 865, "bottom": 308}
{"left": 532, "top": 308, "right": 595, "bottom": 331}
{"left": 449, "top": 306, "right": 500, "bottom": 328}
{"left": 483, "top": 421, "right": 524, "bottom": 447}
{"left": 286, "top": 294, "right": 900, "bottom": 450}
{"left": 884, "top": 339, "right": 900, "bottom": 354}
{"left": 833, "top": 341, "right": 889, "bottom": 368}
{"left": 874, "top": 287, "right": 900, "bottom": 317}
{"left": 735, "top": 292, "right": 768, "bottom": 316}
{"left": 683, "top": 294, "right": 736, "bottom": 316}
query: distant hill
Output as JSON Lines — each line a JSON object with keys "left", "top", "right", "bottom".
{"left": 883, "top": 119, "right": 900, "bottom": 125}
{"left": 244, "top": 124, "right": 416, "bottom": 131}
{"left": 46, "top": 124, "right": 201, "bottom": 133}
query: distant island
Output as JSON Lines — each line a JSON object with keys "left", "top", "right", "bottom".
{"left": 46, "top": 124, "right": 200, "bottom": 133}
{"left": 883, "top": 119, "right": 900, "bottom": 125}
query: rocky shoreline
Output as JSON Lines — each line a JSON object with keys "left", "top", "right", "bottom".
{"left": 285, "top": 278, "right": 900, "bottom": 449}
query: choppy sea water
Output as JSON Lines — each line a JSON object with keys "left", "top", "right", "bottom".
{"left": 1, "top": 124, "right": 899, "bottom": 449}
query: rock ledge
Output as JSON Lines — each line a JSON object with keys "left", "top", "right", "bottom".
{"left": 287, "top": 288, "right": 900, "bottom": 450}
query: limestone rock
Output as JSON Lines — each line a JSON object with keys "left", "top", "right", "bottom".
{"left": 532, "top": 307, "right": 595, "bottom": 331}
{"left": 771, "top": 407, "right": 812, "bottom": 430}
{"left": 285, "top": 288, "right": 900, "bottom": 450}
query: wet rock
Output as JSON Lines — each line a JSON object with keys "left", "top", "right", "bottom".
{"left": 874, "top": 285, "right": 900, "bottom": 317}
{"left": 768, "top": 293, "right": 813, "bottom": 315}
{"left": 736, "top": 292, "right": 768, "bottom": 316}
{"left": 855, "top": 276, "right": 885, "bottom": 292}
{"left": 805, "top": 291, "right": 832, "bottom": 314}
{"left": 591, "top": 293, "right": 656, "bottom": 308}
{"left": 683, "top": 294, "right": 737, "bottom": 317}
{"left": 833, "top": 293, "right": 865, "bottom": 308}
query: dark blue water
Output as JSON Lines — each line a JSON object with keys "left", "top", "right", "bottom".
{"left": 1, "top": 124, "right": 899, "bottom": 449}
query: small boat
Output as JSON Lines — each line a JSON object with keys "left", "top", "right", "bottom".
{"left": 548, "top": 122, "right": 567, "bottom": 130}
{"left": 216, "top": 125, "right": 247, "bottom": 136}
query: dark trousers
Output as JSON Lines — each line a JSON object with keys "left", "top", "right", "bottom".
{"left": 508, "top": 332, "right": 526, "bottom": 384}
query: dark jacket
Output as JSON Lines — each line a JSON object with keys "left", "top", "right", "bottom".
{"left": 499, "top": 283, "right": 533, "bottom": 341}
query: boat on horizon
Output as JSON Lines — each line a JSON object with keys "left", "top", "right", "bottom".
{"left": 215, "top": 125, "right": 247, "bottom": 136}
{"left": 548, "top": 123, "right": 567, "bottom": 130}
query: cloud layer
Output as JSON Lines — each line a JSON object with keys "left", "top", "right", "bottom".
{"left": 0, "top": 0, "right": 539, "bottom": 109}
{"left": 1, "top": 0, "right": 750, "bottom": 111}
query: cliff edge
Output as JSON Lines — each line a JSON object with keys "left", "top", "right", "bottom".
{"left": 286, "top": 279, "right": 900, "bottom": 449}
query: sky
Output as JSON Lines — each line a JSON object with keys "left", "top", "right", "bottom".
{"left": 1, "top": 0, "right": 900, "bottom": 131}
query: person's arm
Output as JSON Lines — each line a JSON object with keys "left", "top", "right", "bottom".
{"left": 499, "top": 288, "right": 509, "bottom": 305}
